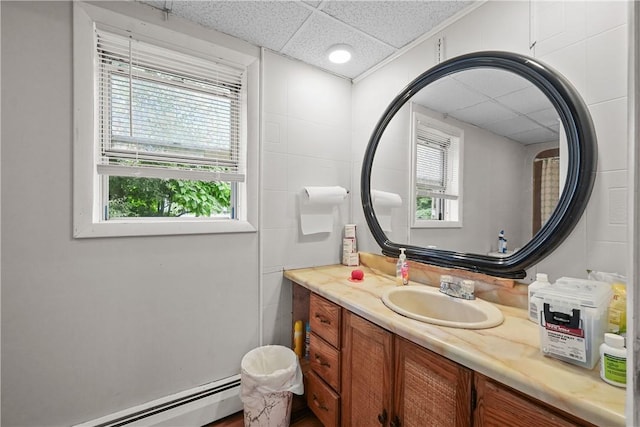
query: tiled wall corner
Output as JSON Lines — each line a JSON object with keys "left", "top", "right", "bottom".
{"left": 260, "top": 51, "right": 352, "bottom": 345}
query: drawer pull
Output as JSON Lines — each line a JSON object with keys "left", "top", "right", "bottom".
{"left": 390, "top": 415, "right": 401, "bottom": 427}
{"left": 378, "top": 409, "right": 388, "bottom": 425}
{"left": 312, "top": 393, "right": 329, "bottom": 411}
{"left": 314, "top": 314, "right": 330, "bottom": 324}
{"left": 314, "top": 353, "right": 331, "bottom": 367}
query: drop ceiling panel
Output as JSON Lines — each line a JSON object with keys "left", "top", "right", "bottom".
{"left": 449, "top": 100, "right": 519, "bottom": 126}
{"left": 413, "top": 79, "right": 487, "bottom": 113}
{"left": 509, "top": 127, "right": 560, "bottom": 144}
{"left": 281, "top": 12, "right": 395, "bottom": 79}
{"left": 497, "top": 86, "right": 553, "bottom": 115}
{"left": 452, "top": 68, "right": 531, "bottom": 98}
{"left": 161, "top": 1, "right": 313, "bottom": 51}
{"left": 483, "top": 115, "right": 543, "bottom": 137}
{"left": 528, "top": 108, "right": 561, "bottom": 127}
{"left": 320, "top": 1, "right": 472, "bottom": 49}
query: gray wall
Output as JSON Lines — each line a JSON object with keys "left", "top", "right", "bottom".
{"left": 1, "top": 2, "right": 259, "bottom": 425}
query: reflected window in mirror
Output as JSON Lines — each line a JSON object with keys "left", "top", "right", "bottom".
{"left": 411, "top": 107, "right": 463, "bottom": 228}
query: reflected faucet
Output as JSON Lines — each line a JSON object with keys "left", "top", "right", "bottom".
{"left": 439, "top": 276, "right": 475, "bottom": 300}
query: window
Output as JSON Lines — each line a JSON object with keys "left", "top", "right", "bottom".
{"left": 412, "top": 109, "right": 462, "bottom": 228}
{"left": 74, "top": 3, "right": 259, "bottom": 237}
{"left": 96, "top": 29, "right": 243, "bottom": 220}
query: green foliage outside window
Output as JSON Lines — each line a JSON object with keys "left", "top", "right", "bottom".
{"left": 416, "top": 196, "right": 433, "bottom": 220}
{"left": 108, "top": 176, "right": 231, "bottom": 218}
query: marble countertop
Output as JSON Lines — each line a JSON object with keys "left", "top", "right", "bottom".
{"left": 284, "top": 262, "right": 626, "bottom": 427}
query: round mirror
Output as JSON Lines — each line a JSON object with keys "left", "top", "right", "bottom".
{"left": 361, "top": 51, "right": 597, "bottom": 279}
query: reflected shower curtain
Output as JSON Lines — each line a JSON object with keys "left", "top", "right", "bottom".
{"left": 540, "top": 157, "right": 560, "bottom": 225}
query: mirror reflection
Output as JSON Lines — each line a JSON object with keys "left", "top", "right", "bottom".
{"left": 371, "top": 68, "right": 567, "bottom": 257}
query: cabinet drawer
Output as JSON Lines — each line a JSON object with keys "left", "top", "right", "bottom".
{"left": 306, "top": 370, "right": 340, "bottom": 427}
{"left": 309, "top": 332, "right": 340, "bottom": 391}
{"left": 310, "top": 294, "right": 341, "bottom": 348}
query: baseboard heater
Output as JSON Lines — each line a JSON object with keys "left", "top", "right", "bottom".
{"left": 74, "top": 375, "right": 243, "bottom": 427}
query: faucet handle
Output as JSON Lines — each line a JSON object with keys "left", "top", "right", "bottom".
{"left": 461, "top": 280, "right": 475, "bottom": 299}
{"left": 440, "top": 275, "right": 453, "bottom": 291}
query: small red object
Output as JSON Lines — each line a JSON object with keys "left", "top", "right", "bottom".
{"left": 351, "top": 269, "right": 364, "bottom": 281}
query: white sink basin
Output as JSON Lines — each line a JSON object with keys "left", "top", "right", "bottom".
{"left": 381, "top": 285, "right": 504, "bottom": 329}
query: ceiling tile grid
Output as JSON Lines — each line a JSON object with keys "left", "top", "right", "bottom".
{"left": 140, "top": 1, "right": 474, "bottom": 79}
{"left": 280, "top": 11, "right": 396, "bottom": 79}
{"left": 161, "top": 1, "right": 313, "bottom": 51}
{"left": 135, "top": 1, "right": 559, "bottom": 145}
{"left": 320, "top": 1, "right": 472, "bottom": 49}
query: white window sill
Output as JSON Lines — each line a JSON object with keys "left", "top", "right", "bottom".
{"left": 74, "top": 219, "right": 256, "bottom": 238}
{"left": 412, "top": 220, "right": 462, "bottom": 229}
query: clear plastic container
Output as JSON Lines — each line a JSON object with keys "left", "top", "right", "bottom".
{"left": 527, "top": 273, "right": 550, "bottom": 323}
{"left": 532, "top": 278, "right": 612, "bottom": 369}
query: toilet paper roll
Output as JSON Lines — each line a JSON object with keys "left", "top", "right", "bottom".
{"left": 372, "top": 190, "right": 402, "bottom": 232}
{"left": 300, "top": 186, "right": 348, "bottom": 235}
{"left": 372, "top": 190, "right": 402, "bottom": 208}
{"left": 304, "top": 186, "right": 348, "bottom": 205}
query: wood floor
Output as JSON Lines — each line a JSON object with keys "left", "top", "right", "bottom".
{"left": 204, "top": 410, "right": 322, "bottom": 427}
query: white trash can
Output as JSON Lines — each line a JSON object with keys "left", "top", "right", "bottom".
{"left": 240, "top": 345, "right": 304, "bottom": 427}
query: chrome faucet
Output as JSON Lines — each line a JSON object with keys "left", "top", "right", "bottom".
{"left": 439, "top": 276, "right": 475, "bottom": 300}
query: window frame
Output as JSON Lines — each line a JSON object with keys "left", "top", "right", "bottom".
{"left": 410, "top": 105, "right": 463, "bottom": 229}
{"left": 73, "top": 2, "right": 259, "bottom": 238}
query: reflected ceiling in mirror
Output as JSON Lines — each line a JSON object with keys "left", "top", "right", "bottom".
{"left": 412, "top": 69, "right": 560, "bottom": 145}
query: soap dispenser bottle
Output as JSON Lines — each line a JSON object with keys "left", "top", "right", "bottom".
{"left": 498, "top": 230, "right": 507, "bottom": 253}
{"left": 396, "top": 248, "right": 409, "bottom": 285}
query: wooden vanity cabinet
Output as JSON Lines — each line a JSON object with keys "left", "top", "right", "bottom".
{"left": 473, "top": 374, "right": 595, "bottom": 427}
{"left": 306, "top": 294, "right": 342, "bottom": 426}
{"left": 341, "top": 310, "right": 394, "bottom": 426}
{"left": 341, "top": 311, "right": 472, "bottom": 427}
{"left": 394, "top": 336, "right": 472, "bottom": 427}
{"left": 292, "top": 286, "right": 597, "bottom": 427}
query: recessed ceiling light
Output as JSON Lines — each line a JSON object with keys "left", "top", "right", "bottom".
{"left": 327, "top": 44, "right": 353, "bottom": 64}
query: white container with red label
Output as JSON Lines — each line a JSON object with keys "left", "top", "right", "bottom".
{"left": 532, "top": 277, "right": 612, "bottom": 369}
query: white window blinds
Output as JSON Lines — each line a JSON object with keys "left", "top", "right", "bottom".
{"left": 415, "top": 122, "right": 458, "bottom": 200}
{"left": 95, "top": 28, "right": 245, "bottom": 182}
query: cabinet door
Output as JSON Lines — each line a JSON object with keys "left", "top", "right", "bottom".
{"left": 341, "top": 311, "right": 393, "bottom": 427}
{"left": 474, "top": 374, "right": 591, "bottom": 427}
{"left": 394, "top": 337, "right": 472, "bottom": 427}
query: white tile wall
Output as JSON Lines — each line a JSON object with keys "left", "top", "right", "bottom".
{"left": 589, "top": 98, "right": 628, "bottom": 172}
{"left": 263, "top": 113, "right": 288, "bottom": 154}
{"left": 586, "top": 170, "right": 628, "bottom": 243}
{"left": 479, "top": 1, "right": 530, "bottom": 54}
{"left": 540, "top": 41, "right": 588, "bottom": 99}
{"left": 585, "top": 1, "right": 627, "bottom": 38}
{"left": 528, "top": 216, "right": 589, "bottom": 282}
{"left": 261, "top": 51, "right": 352, "bottom": 344}
{"left": 262, "top": 151, "right": 288, "bottom": 191}
{"left": 533, "top": 1, "right": 587, "bottom": 58}
{"left": 262, "top": 271, "right": 294, "bottom": 347}
{"left": 587, "top": 241, "right": 628, "bottom": 276}
{"left": 585, "top": 25, "right": 628, "bottom": 105}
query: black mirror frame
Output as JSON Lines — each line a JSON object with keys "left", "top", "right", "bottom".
{"left": 361, "top": 51, "right": 597, "bottom": 279}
